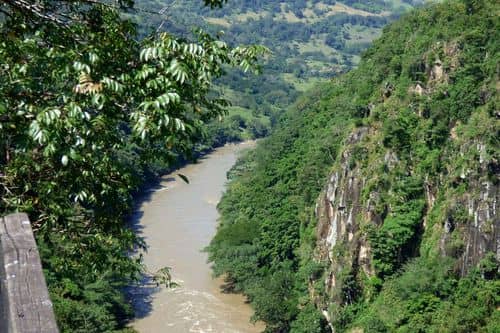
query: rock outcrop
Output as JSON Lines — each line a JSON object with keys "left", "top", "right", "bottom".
{"left": 311, "top": 34, "right": 499, "bottom": 328}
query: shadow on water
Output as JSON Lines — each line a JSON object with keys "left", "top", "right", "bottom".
{"left": 218, "top": 276, "right": 252, "bottom": 305}
{"left": 124, "top": 179, "right": 164, "bottom": 320}
{"left": 126, "top": 273, "right": 161, "bottom": 319}
{"left": 125, "top": 196, "right": 154, "bottom": 320}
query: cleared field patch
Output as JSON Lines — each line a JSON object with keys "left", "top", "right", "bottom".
{"left": 275, "top": 1, "right": 385, "bottom": 24}
{"left": 295, "top": 36, "right": 337, "bottom": 57}
{"left": 233, "top": 11, "right": 263, "bottom": 22}
{"left": 282, "top": 73, "right": 326, "bottom": 92}
{"left": 316, "top": 2, "right": 385, "bottom": 17}
{"left": 277, "top": 9, "right": 303, "bottom": 23}
{"left": 345, "top": 25, "right": 382, "bottom": 44}
{"left": 206, "top": 1, "right": 388, "bottom": 27}
{"left": 204, "top": 17, "right": 231, "bottom": 27}
{"left": 205, "top": 10, "right": 266, "bottom": 27}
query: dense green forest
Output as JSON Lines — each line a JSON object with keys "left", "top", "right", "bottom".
{"left": 208, "top": 0, "right": 499, "bottom": 332}
{"left": 133, "top": 0, "right": 421, "bottom": 147}
{"left": 0, "top": 2, "right": 420, "bottom": 330}
{"left": 1, "top": 0, "right": 498, "bottom": 332}
{"left": 0, "top": 0, "right": 266, "bottom": 331}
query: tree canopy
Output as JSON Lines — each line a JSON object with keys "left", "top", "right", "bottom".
{"left": 0, "top": 0, "right": 265, "bottom": 331}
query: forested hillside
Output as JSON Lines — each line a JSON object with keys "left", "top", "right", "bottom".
{"left": 208, "top": 0, "right": 499, "bottom": 331}
{"left": 0, "top": 1, "right": 419, "bottom": 332}
{"left": 134, "top": 0, "right": 421, "bottom": 147}
{"left": 2, "top": 0, "right": 498, "bottom": 332}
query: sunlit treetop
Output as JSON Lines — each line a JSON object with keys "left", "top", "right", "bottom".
{"left": 0, "top": 0, "right": 267, "bottom": 207}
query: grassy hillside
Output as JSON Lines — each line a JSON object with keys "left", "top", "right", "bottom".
{"left": 207, "top": 0, "right": 499, "bottom": 331}
{"left": 133, "top": 0, "right": 421, "bottom": 146}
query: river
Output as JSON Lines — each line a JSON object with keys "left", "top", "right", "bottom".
{"left": 129, "top": 142, "right": 263, "bottom": 333}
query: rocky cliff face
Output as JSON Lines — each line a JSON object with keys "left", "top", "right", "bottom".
{"left": 311, "top": 27, "right": 499, "bottom": 329}
{"left": 313, "top": 122, "right": 499, "bottom": 329}
{"left": 314, "top": 127, "right": 371, "bottom": 295}
{"left": 313, "top": 127, "right": 374, "bottom": 327}
{"left": 439, "top": 140, "right": 499, "bottom": 276}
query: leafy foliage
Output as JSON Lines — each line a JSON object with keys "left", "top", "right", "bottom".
{"left": 0, "top": 1, "right": 266, "bottom": 331}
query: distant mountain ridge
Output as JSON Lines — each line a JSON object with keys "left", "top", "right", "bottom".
{"left": 133, "top": 0, "right": 421, "bottom": 147}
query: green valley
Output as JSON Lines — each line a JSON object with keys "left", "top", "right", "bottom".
{"left": 133, "top": 0, "right": 422, "bottom": 148}
{"left": 207, "top": 0, "right": 499, "bottom": 331}
{"left": 0, "top": 0, "right": 498, "bottom": 332}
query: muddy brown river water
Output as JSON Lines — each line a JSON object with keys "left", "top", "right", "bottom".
{"left": 130, "top": 142, "right": 263, "bottom": 333}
